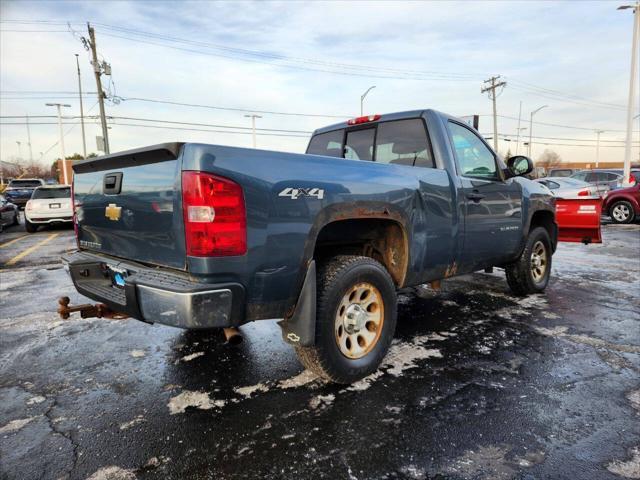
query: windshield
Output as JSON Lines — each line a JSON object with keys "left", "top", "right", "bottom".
{"left": 9, "top": 180, "right": 42, "bottom": 188}
{"left": 32, "top": 187, "right": 71, "bottom": 199}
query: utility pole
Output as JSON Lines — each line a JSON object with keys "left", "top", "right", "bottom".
{"left": 515, "top": 101, "right": 523, "bottom": 155}
{"left": 46, "top": 103, "right": 71, "bottom": 184}
{"left": 75, "top": 53, "right": 87, "bottom": 159}
{"left": 619, "top": 2, "right": 639, "bottom": 185}
{"left": 595, "top": 130, "right": 605, "bottom": 168}
{"left": 16, "top": 141, "right": 22, "bottom": 160}
{"left": 360, "top": 86, "right": 376, "bottom": 116}
{"left": 244, "top": 114, "right": 262, "bottom": 148}
{"left": 528, "top": 105, "right": 548, "bottom": 157}
{"left": 25, "top": 115, "right": 33, "bottom": 162}
{"left": 481, "top": 75, "right": 507, "bottom": 152}
{"left": 88, "top": 23, "right": 110, "bottom": 154}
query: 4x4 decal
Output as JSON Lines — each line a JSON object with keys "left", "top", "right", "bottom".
{"left": 278, "top": 187, "right": 325, "bottom": 200}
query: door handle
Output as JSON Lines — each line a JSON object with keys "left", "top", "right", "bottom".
{"left": 466, "top": 191, "right": 485, "bottom": 202}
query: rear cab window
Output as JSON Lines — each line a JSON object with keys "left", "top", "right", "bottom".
{"left": 9, "top": 180, "right": 42, "bottom": 188}
{"left": 32, "top": 187, "right": 71, "bottom": 199}
{"left": 306, "top": 117, "right": 435, "bottom": 169}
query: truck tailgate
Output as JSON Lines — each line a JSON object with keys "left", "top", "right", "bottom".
{"left": 72, "top": 143, "right": 186, "bottom": 269}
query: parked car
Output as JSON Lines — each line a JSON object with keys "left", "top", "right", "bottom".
{"left": 4, "top": 178, "right": 45, "bottom": 208}
{"left": 24, "top": 185, "right": 73, "bottom": 233}
{"left": 63, "top": 109, "right": 558, "bottom": 384}
{"left": 570, "top": 169, "right": 623, "bottom": 195}
{"left": 602, "top": 182, "right": 640, "bottom": 224}
{"left": 0, "top": 195, "right": 20, "bottom": 232}
{"left": 534, "top": 177, "right": 598, "bottom": 197}
{"left": 547, "top": 168, "right": 580, "bottom": 178}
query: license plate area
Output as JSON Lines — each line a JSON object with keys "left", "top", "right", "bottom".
{"left": 49, "top": 203, "right": 61, "bottom": 209}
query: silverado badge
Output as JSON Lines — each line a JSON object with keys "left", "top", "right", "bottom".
{"left": 105, "top": 203, "right": 122, "bottom": 221}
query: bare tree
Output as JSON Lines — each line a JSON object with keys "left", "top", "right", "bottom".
{"left": 536, "top": 149, "right": 563, "bottom": 170}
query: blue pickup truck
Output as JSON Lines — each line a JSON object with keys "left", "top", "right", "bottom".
{"left": 63, "top": 109, "right": 557, "bottom": 383}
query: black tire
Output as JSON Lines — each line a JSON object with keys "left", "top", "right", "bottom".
{"left": 506, "top": 226, "right": 552, "bottom": 296}
{"left": 609, "top": 200, "right": 635, "bottom": 224}
{"left": 295, "top": 255, "right": 397, "bottom": 384}
{"left": 25, "top": 220, "right": 38, "bottom": 233}
{"left": 12, "top": 211, "right": 19, "bottom": 226}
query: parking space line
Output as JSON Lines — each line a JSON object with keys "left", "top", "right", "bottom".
{"left": 4, "top": 233, "right": 59, "bottom": 266}
{"left": 0, "top": 235, "right": 28, "bottom": 249}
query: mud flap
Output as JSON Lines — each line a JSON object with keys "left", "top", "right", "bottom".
{"left": 556, "top": 197, "right": 602, "bottom": 244}
{"left": 277, "top": 261, "right": 316, "bottom": 346}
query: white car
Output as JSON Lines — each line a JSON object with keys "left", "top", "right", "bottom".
{"left": 534, "top": 177, "right": 599, "bottom": 198}
{"left": 24, "top": 185, "right": 73, "bottom": 233}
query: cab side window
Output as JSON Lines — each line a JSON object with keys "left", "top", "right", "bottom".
{"left": 375, "top": 119, "right": 434, "bottom": 168}
{"left": 447, "top": 122, "right": 498, "bottom": 179}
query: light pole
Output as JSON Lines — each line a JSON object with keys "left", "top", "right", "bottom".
{"left": 244, "top": 114, "right": 262, "bottom": 148}
{"left": 75, "top": 54, "right": 87, "bottom": 159}
{"left": 515, "top": 127, "right": 527, "bottom": 155}
{"left": 16, "top": 141, "right": 22, "bottom": 160}
{"left": 618, "top": 2, "right": 640, "bottom": 185}
{"left": 595, "top": 130, "right": 605, "bottom": 168}
{"left": 360, "top": 86, "right": 376, "bottom": 116}
{"left": 46, "top": 103, "right": 71, "bottom": 184}
{"left": 528, "top": 105, "right": 548, "bottom": 157}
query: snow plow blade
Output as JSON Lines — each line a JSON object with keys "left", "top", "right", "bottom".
{"left": 556, "top": 197, "right": 602, "bottom": 244}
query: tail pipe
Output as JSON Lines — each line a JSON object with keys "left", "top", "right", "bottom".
{"left": 223, "top": 327, "right": 243, "bottom": 345}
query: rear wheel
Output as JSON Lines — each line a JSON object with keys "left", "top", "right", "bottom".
{"left": 609, "top": 200, "right": 635, "bottom": 224}
{"left": 506, "top": 226, "right": 552, "bottom": 296}
{"left": 295, "top": 255, "right": 397, "bottom": 384}
{"left": 25, "top": 220, "right": 38, "bottom": 233}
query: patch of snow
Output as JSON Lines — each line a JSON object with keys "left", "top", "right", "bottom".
{"left": 234, "top": 383, "right": 270, "bottom": 398}
{"left": 278, "top": 370, "right": 319, "bottom": 389}
{"left": 129, "top": 350, "right": 145, "bottom": 358}
{"left": 179, "top": 352, "right": 205, "bottom": 362}
{"left": 119, "top": 415, "right": 146, "bottom": 430}
{"left": 168, "top": 391, "right": 225, "bottom": 415}
{"left": 26, "top": 395, "right": 45, "bottom": 405}
{"left": 607, "top": 446, "right": 640, "bottom": 479}
{"left": 309, "top": 394, "right": 335, "bottom": 410}
{"left": 0, "top": 417, "right": 37, "bottom": 433}
{"left": 383, "top": 340, "right": 442, "bottom": 377}
{"left": 85, "top": 466, "right": 137, "bottom": 480}
{"left": 628, "top": 389, "right": 640, "bottom": 414}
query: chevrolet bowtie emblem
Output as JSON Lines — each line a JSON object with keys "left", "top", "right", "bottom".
{"left": 105, "top": 203, "right": 122, "bottom": 221}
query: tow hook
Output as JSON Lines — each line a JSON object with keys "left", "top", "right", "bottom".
{"left": 57, "top": 296, "right": 129, "bottom": 320}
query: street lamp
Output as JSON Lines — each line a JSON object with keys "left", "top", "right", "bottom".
{"left": 595, "top": 130, "right": 605, "bottom": 168}
{"left": 528, "top": 105, "right": 548, "bottom": 157}
{"left": 619, "top": 2, "right": 639, "bottom": 184}
{"left": 45, "top": 103, "right": 71, "bottom": 184}
{"left": 244, "top": 114, "right": 262, "bottom": 148}
{"left": 515, "top": 127, "right": 527, "bottom": 155}
{"left": 360, "top": 86, "right": 376, "bottom": 116}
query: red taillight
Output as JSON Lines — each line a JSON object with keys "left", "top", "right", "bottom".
{"left": 182, "top": 171, "right": 246, "bottom": 257}
{"left": 577, "top": 189, "right": 589, "bottom": 197}
{"left": 347, "top": 114, "right": 381, "bottom": 125}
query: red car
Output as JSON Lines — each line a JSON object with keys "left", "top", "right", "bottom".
{"left": 603, "top": 182, "right": 640, "bottom": 224}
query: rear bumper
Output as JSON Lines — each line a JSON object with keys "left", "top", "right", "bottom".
{"left": 26, "top": 215, "right": 73, "bottom": 224}
{"left": 62, "top": 250, "right": 245, "bottom": 329}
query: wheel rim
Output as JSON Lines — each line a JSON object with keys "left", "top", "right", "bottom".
{"left": 530, "top": 240, "right": 548, "bottom": 283}
{"left": 612, "top": 204, "right": 630, "bottom": 221}
{"left": 334, "top": 282, "right": 384, "bottom": 359}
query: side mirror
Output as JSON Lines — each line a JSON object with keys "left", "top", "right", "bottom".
{"left": 507, "top": 155, "right": 533, "bottom": 177}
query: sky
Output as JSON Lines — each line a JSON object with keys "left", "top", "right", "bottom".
{"left": 0, "top": 0, "right": 638, "bottom": 169}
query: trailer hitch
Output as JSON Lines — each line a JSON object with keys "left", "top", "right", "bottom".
{"left": 57, "top": 296, "right": 129, "bottom": 320}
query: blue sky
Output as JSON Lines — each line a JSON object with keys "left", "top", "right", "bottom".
{"left": 0, "top": 0, "right": 638, "bottom": 166}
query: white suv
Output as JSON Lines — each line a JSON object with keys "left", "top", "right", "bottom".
{"left": 25, "top": 185, "right": 73, "bottom": 233}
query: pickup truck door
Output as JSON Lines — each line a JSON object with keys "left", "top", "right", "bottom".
{"left": 446, "top": 121, "right": 523, "bottom": 269}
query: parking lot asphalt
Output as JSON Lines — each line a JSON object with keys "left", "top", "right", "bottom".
{"left": 0, "top": 218, "right": 639, "bottom": 480}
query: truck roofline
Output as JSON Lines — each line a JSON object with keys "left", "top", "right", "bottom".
{"left": 310, "top": 109, "right": 470, "bottom": 136}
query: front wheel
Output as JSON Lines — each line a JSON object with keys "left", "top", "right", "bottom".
{"left": 506, "top": 226, "right": 552, "bottom": 296}
{"left": 609, "top": 200, "right": 635, "bottom": 224}
{"left": 295, "top": 255, "right": 397, "bottom": 384}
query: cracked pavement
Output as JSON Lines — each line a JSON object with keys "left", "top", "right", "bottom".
{"left": 0, "top": 222, "right": 639, "bottom": 479}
